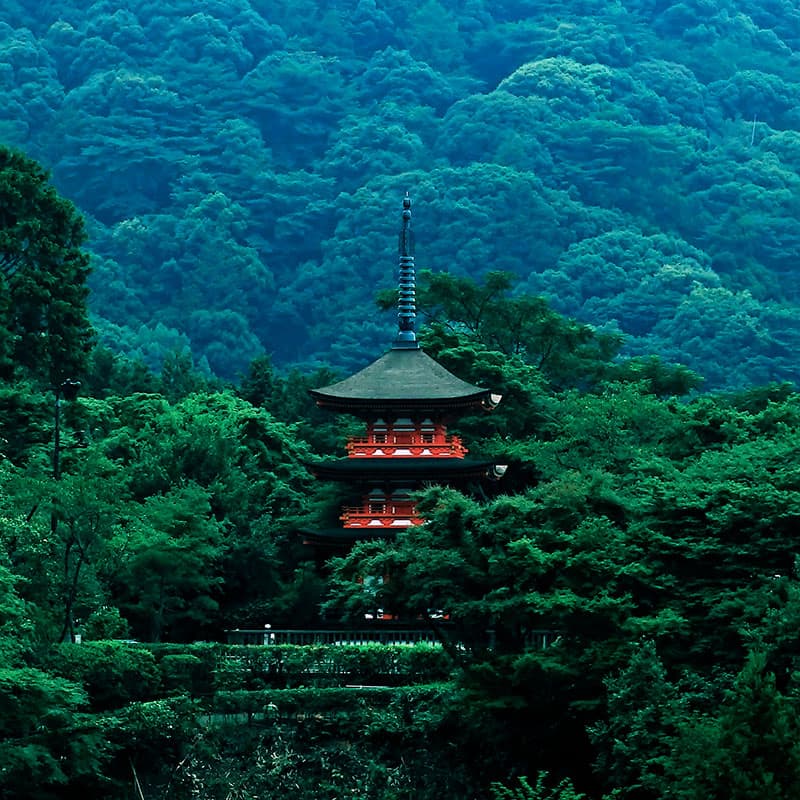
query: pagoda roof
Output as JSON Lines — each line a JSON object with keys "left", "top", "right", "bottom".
{"left": 310, "top": 456, "right": 497, "bottom": 481}
{"left": 299, "top": 527, "right": 398, "bottom": 547}
{"left": 310, "top": 347, "right": 490, "bottom": 411}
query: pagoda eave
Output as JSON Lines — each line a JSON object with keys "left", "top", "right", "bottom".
{"left": 309, "top": 348, "right": 496, "bottom": 414}
{"left": 300, "top": 527, "right": 399, "bottom": 547}
{"left": 310, "top": 393, "right": 491, "bottom": 414}
{"left": 308, "top": 457, "right": 497, "bottom": 481}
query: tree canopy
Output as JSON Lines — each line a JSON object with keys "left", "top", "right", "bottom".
{"left": 0, "top": 145, "right": 93, "bottom": 385}
{"left": 1, "top": 0, "right": 799, "bottom": 387}
{"left": 3, "top": 1, "right": 800, "bottom": 795}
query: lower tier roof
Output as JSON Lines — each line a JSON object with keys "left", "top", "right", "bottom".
{"left": 309, "top": 457, "right": 497, "bottom": 481}
{"left": 299, "top": 527, "right": 398, "bottom": 547}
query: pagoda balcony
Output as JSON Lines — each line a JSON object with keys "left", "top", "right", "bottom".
{"left": 340, "top": 506, "right": 424, "bottom": 529}
{"left": 345, "top": 435, "right": 467, "bottom": 459}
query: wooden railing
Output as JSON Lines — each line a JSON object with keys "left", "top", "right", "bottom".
{"left": 340, "top": 506, "right": 423, "bottom": 528}
{"left": 225, "top": 627, "right": 559, "bottom": 649}
{"left": 346, "top": 435, "right": 467, "bottom": 458}
{"left": 225, "top": 628, "right": 439, "bottom": 646}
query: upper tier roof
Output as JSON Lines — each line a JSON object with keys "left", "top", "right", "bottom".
{"left": 310, "top": 347, "right": 491, "bottom": 411}
{"left": 309, "top": 194, "right": 501, "bottom": 414}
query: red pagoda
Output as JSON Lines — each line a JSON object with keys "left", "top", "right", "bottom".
{"left": 304, "top": 194, "right": 504, "bottom": 551}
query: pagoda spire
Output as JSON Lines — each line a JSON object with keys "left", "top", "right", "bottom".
{"left": 393, "top": 192, "right": 419, "bottom": 350}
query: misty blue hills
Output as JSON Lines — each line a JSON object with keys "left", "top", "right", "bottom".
{"left": 2, "top": 0, "right": 799, "bottom": 388}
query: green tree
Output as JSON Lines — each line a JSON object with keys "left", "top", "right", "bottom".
{"left": 0, "top": 666, "right": 110, "bottom": 800}
{"left": 1, "top": 454, "right": 128, "bottom": 643}
{"left": 106, "top": 483, "right": 223, "bottom": 642}
{"left": 671, "top": 650, "right": 800, "bottom": 800}
{"left": 0, "top": 145, "right": 93, "bottom": 385}
{"left": 412, "top": 270, "right": 622, "bottom": 388}
{"left": 591, "top": 640, "right": 682, "bottom": 799}
{"left": 0, "top": 555, "right": 110, "bottom": 799}
{"left": 327, "top": 482, "right": 656, "bottom": 785}
{"left": 491, "top": 773, "right": 588, "bottom": 800}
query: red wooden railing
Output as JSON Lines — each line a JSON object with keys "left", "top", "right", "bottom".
{"left": 340, "top": 506, "right": 423, "bottom": 528}
{"left": 346, "top": 435, "right": 467, "bottom": 458}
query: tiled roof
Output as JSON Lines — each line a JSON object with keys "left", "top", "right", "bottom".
{"left": 310, "top": 347, "right": 488, "bottom": 407}
{"left": 310, "top": 457, "right": 495, "bottom": 481}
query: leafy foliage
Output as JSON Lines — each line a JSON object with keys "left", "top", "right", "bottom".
{"left": 2, "top": 7, "right": 800, "bottom": 789}
{"left": 2, "top": 0, "right": 800, "bottom": 387}
{"left": 0, "top": 145, "right": 93, "bottom": 385}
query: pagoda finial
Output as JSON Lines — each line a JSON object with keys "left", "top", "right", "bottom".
{"left": 393, "top": 192, "right": 419, "bottom": 349}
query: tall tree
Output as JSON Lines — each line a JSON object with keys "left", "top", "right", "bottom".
{"left": 0, "top": 146, "right": 93, "bottom": 386}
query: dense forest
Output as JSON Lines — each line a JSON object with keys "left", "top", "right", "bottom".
{"left": 3, "top": 0, "right": 800, "bottom": 798}
{"left": 2, "top": 0, "right": 800, "bottom": 385}
{"left": 3, "top": 143, "right": 800, "bottom": 798}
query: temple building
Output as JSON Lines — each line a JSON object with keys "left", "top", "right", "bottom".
{"left": 304, "top": 194, "right": 504, "bottom": 552}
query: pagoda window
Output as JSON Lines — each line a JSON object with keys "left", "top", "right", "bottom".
{"left": 371, "top": 418, "right": 388, "bottom": 444}
{"left": 419, "top": 418, "right": 434, "bottom": 444}
{"left": 390, "top": 489, "right": 415, "bottom": 515}
{"left": 368, "top": 488, "right": 386, "bottom": 513}
{"left": 392, "top": 417, "right": 415, "bottom": 445}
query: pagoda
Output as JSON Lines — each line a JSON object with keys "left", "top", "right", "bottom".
{"left": 304, "top": 194, "right": 503, "bottom": 551}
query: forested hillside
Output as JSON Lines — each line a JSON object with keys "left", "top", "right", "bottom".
{"left": 4, "top": 1, "right": 800, "bottom": 797}
{"left": 2, "top": 0, "right": 800, "bottom": 385}
{"left": 4, "top": 143, "right": 800, "bottom": 798}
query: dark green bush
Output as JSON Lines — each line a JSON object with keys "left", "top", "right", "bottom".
{"left": 144, "top": 642, "right": 453, "bottom": 694}
{"left": 41, "top": 642, "right": 161, "bottom": 711}
{"left": 160, "top": 653, "right": 204, "bottom": 696}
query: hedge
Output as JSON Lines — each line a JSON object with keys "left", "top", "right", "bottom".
{"left": 37, "top": 642, "right": 455, "bottom": 709}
